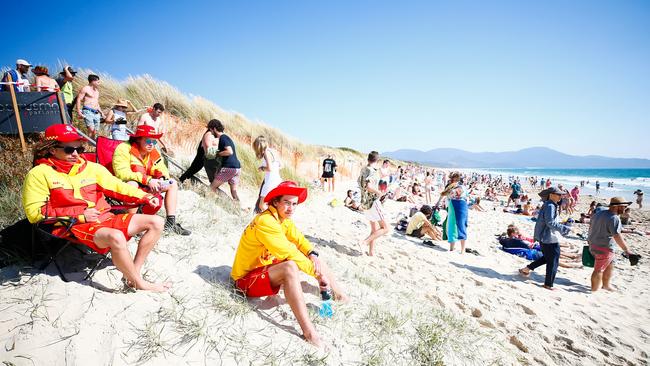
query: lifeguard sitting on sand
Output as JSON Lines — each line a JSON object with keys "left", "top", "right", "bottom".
{"left": 231, "top": 181, "right": 347, "bottom": 347}
{"left": 22, "top": 124, "right": 169, "bottom": 292}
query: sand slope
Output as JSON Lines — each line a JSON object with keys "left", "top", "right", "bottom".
{"left": 1, "top": 181, "right": 649, "bottom": 365}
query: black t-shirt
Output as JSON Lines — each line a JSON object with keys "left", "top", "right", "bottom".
{"left": 218, "top": 134, "right": 241, "bottom": 169}
{"left": 323, "top": 158, "right": 337, "bottom": 174}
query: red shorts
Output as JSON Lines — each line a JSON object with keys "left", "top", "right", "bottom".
{"left": 62, "top": 213, "right": 134, "bottom": 255}
{"left": 235, "top": 264, "right": 281, "bottom": 297}
{"left": 593, "top": 251, "right": 615, "bottom": 272}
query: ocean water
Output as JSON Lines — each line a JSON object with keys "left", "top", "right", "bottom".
{"left": 472, "top": 168, "right": 649, "bottom": 202}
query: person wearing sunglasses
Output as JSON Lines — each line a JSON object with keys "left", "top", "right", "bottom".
{"left": 112, "top": 125, "right": 190, "bottom": 235}
{"left": 22, "top": 124, "right": 169, "bottom": 292}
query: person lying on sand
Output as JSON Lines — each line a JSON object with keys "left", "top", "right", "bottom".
{"left": 23, "top": 124, "right": 170, "bottom": 292}
{"left": 231, "top": 181, "right": 348, "bottom": 347}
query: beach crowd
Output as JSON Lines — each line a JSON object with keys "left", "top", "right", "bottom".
{"left": 2, "top": 58, "right": 645, "bottom": 347}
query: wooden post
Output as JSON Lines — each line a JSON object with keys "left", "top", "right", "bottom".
{"left": 56, "top": 91, "right": 68, "bottom": 124}
{"left": 6, "top": 73, "right": 27, "bottom": 152}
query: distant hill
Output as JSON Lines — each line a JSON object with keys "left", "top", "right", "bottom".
{"left": 383, "top": 147, "right": 650, "bottom": 168}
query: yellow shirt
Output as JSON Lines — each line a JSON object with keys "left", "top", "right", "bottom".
{"left": 231, "top": 206, "right": 315, "bottom": 280}
{"left": 406, "top": 212, "right": 428, "bottom": 235}
{"left": 112, "top": 142, "right": 169, "bottom": 185}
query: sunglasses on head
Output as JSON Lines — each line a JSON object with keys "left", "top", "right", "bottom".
{"left": 55, "top": 145, "right": 85, "bottom": 154}
{"left": 145, "top": 139, "right": 158, "bottom": 145}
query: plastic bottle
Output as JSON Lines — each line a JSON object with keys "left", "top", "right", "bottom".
{"left": 158, "top": 179, "right": 176, "bottom": 189}
{"left": 318, "top": 281, "right": 334, "bottom": 318}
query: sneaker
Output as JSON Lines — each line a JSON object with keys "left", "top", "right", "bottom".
{"left": 165, "top": 221, "right": 191, "bottom": 236}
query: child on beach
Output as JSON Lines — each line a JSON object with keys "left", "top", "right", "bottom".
{"left": 359, "top": 151, "right": 389, "bottom": 256}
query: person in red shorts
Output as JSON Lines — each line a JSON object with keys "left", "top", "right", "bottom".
{"left": 22, "top": 124, "right": 170, "bottom": 292}
{"left": 588, "top": 197, "right": 636, "bottom": 292}
{"left": 231, "top": 181, "right": 348, "bottom": 347}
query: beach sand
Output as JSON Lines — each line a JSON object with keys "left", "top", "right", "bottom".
{"left": 1, "top": 179, "right": 649, "bottom": 365}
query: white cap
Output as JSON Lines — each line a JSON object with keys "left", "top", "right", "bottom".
{"left": 16, "top": 59, "right": 32, "bottom": 67}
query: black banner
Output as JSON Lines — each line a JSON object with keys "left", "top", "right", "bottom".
{"left": 0, "top": 92, "right": 65, "bottom": 134}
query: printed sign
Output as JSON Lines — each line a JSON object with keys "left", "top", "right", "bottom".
{"left": 0, "top": 92, "right": 65, "bottom": 134}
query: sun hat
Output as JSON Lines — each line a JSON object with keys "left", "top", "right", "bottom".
{"left": 16, "top": 59, "right": 32, "bottom": 67}
{"left": 59, "top": 66, "right": 77, "bottom": 75}
{"left": 264, "top": 181, "right": 308, "bottom": 204}
{"left": 607, "top": 196, "right": 632, "bottom": 207}
{"left": 538, "top": 187, "right": 567, "bottom": 200}
{"left": 129, "top": 125, "right": 163, "bottom": 139}
{"left": 114, "top": 99, "right": 129, "bottom": 108}
{"left": 44, "top": 124, "right": 84, "bottom": 142}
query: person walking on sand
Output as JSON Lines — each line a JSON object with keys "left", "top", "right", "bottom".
{"left": 359, "top": 151, "right": 389, "bottom": 256}
{"left": 518, "top": 187, "right": 573, "bottom": 290}
{"left": 22, "top": 124, "right": 169, "bottom": 292}
{"left": 253, "top": 136, "right": 282, "bottom": 213}
{"left": 209, "top": 119, "right": 241, "bottom": 201}
{"left": 588, "top": 197, "right": 636, "bottom": 292}
{"left": 231, "top": 181, "right": 347, "bottom": 348}
{"left": 76, "top": 74, "right": 104, "bottom": 139}
{"left": 321, "top": 154, "right": 337, "bottom": 192}
{"left": 634, "top": 189, "right": 644, "bottom": 209}
{"left": 437, "top": 172, "right": 470, "bottom": 254}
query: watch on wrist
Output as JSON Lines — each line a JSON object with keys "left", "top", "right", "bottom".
{"left": 308, "top": 250, "right": 319, "bottom": 257}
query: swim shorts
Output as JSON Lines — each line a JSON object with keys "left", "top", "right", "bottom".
{"left": 214, "top": 167, "right": 241, "bottom": 185}
{"left": 235, "top": 264, "right": 281, "bottom": 297}
{"left": 593, "top": 251, "right": 615, "bottom": 272}
{"left": 65, "top": 213, "right": 134, "bottom": 255}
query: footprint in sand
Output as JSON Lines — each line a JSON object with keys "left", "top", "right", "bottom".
{"left": 509, "top": 335, "right": 529, "bottom": 353}
{"left": 455, "top": 302, "right": 466, "bottom": 311}
{"left": 471, "top": 308, "right": 483, "bottom": 318}
{"left": 519, "top": 304, "right": 536, "bottom": 316}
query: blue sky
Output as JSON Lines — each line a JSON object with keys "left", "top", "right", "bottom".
{"left": 4, "top": 0, "right": 649, "bottom": 158}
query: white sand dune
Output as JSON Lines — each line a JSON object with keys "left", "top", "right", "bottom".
{"left": 1, "top": 179, "right": 649, "bottom": 365}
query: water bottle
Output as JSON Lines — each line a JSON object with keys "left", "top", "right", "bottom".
{"left": 318, "top": 281, "right": 334, "bottom": 318}
{"left": 158, "top": 179, "right": 175, "bottom": 189}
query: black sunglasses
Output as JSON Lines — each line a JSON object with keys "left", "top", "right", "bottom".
{"left": 55, "top": 145, "right": 85, "bottom": 154}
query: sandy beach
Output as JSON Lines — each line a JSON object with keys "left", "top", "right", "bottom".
{"left": 1, "top": 171, "right": 649, "bottom": 365}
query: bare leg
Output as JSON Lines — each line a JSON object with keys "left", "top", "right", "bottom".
{"left": 460, "top": 239, "right": 466, "bottom": 254}
{"left": 602, "top": 263, "right": 615, "bottom": 291}
{"left": 363, "top": 220, "right": 388, "bottom": 256}
{"left": 94, "top": 219, "right": 168, "bottom": 292}
{"left": 591, "top": 269, "right": 603, "bottom": 292}
{"left": 127, "top": 214, "right": 164, "bottom": 274}
{"left": 267, "top": 261, "right": 321, "bottom": 347}
{"left": 318, "top": 261, "right": 348, "bottom": 303}
{"left": 229, "top": 182, "right": 240, "bottom": 201}
{"left": 162, "top": 181, "right": 178, "bottom": 216}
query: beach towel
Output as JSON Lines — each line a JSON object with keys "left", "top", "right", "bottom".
{"left": 500, "top": 247, "right": 543, "bottom": 261}
{"left": 445, "top": 199, "right": 468, "bottom": 243}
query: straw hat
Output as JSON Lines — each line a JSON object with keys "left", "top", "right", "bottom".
{"left": 114, "top": 99, "right": 129, "bottom": 108}
{"left": 608, "top": 197, "right": 632, "bottom": 207}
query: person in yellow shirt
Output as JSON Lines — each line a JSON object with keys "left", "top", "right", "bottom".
{"left": 112, "top": 125, "right": 190, "bottom": 235}
{"left": 22, "top": 124, "right": 170, "bottom": 292}
{"left": 406, "top": 205, "right": 442, "bottom": 241}
{"left": 231, "top": 181, "right": 347, "bottom": 347}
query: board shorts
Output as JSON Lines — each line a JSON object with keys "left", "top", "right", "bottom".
{"left": 214, "top": 167, "right": 241, "bottom": 185}
{"left": 235, "top": 263, "right": 281, "bottom": 297}
{"left": 322, "top": 172, "right": 334, "bottom": 179}
{"left": 63, "top": 213, "right": 134, "bottom": 255}
{"left": 593, "top": 251, "right": 615, "bottom": 272}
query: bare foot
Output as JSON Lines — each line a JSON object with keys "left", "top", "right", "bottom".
{"left": 335, "top": 293, "right": 350, "bottom": 303}
{"left": 543, "top": 285, "right": 557, "bottom": 291}
{"left": 518, "top": 268, "right": 531, "bottom": 277}
{"left": 603, "top": 286, "right": 616, "bottom": 292}
{"left": 304, "top": 333, "right": 323, "bottom": 348}
{"left": 136, "top": 280, "right": 172, "bottom": 292}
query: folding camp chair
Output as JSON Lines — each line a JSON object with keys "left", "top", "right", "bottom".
{"left": 32, "top": 217, "right": 110, "bottom": 282}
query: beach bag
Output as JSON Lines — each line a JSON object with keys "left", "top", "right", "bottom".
{"left": 430, "top": 209, "right": 442, "bottom": 226}
{"left": 582, "top": 246, "right": 595, "bottom": 268}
